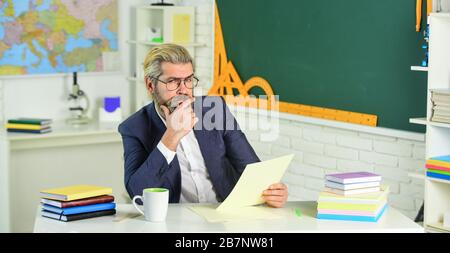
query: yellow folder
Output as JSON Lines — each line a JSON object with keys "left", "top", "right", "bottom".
{"left": 40, "top": 185, "right": 113, "bottom": 201}
{"left": 6, "top": 123, "right": 48, "bottom": 130}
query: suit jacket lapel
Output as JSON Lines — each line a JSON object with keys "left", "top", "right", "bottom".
{"left": 147, "top": 102, "right": 167, "bottom": 150}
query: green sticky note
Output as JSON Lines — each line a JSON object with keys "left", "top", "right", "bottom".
{"left": 295, "top": 208, "right": 302, "bottom": 217}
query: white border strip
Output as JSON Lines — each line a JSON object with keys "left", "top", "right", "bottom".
{"left": 230, "top": 105, "right": 425, "bottom": 142}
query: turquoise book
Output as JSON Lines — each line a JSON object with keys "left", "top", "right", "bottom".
{"left": 41, "top": 202, "right": 116, "bottom": 215}
{"left": 7, "top": 128, "right": 52, "bottom": 134}
{"left": 317, "top": 204, "right": 388, "bottom": 222}
{"left": 7, "top": 118, "right": 52, "bottom": 125}
{"left": 429, "top": 155, "right": 450, "bottom": 162}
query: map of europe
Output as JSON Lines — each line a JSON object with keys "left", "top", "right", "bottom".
{"left": 0, "top": 0, "right": 118, "bottom": 75}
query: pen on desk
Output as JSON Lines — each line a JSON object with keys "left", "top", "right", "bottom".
{"left": 295, "top": 208, "right": 302, "bottom": 218}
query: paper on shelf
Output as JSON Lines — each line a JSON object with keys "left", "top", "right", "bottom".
{"left": 173, "top": 14, "right": 191, "bottom": 43}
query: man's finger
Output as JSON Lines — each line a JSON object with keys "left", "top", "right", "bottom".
{"left": 160, "top": 105, "right": 170, "bottom": 119}
{"left": 269, "top": 183, "right": 287, "bottom": 190}
{"left": 178, "top": 97, "right": 194, "bottom": 110}
{"left": 266, "top": 201, "right": 285, "bottom": 208}
{"left": 192, "top": 117, "right": 199, "bottom": 127}
{"left": 263, "top": 195, "right": 285, "bottom": 203}
{"left": 263, "top": 189, "right": 286, "bottom": 197}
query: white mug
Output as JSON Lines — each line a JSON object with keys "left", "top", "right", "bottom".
{"left": 132, "top": 188, "right": 169, "bottom": 222}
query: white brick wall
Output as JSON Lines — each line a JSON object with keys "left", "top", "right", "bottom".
{"left": 359, "top": 151, "right": 398, "bottom": 167}
{"left": 236, "top": 110, "right": 426, "bottom": 220}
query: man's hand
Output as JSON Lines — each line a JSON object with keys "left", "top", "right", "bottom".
{"left": 160, "top": 98, "right": 198, "bottom": 151}
{"left": 262, "top": 183, "right": 288, "bottom": 208}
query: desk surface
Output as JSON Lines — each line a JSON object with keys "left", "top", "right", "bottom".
{"left": 33, "top": 201, "right": 424, "bottom": 233}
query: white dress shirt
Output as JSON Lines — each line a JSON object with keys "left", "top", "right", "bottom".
{"left": 154, "top": 103, "right": 219, "bottom": 203}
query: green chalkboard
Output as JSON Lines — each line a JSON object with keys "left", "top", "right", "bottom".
{"left": 216, "top": 0, "right": 427, "bottom": 132}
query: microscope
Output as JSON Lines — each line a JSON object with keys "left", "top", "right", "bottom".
{"left": 66, "top": 72, "right": 90, "bottom": 125}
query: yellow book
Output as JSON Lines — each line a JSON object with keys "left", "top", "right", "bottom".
{"left": 6, "top": 123, "right": 48, "bottom": 130}
{"left": 40, "top": 185, "right": 113, "bottom": 201}
{"left": 319, "top": 186, "right": 389, "bottom": 205}
{"left": 317, "top": 200, "right": 387, "bottom": 212}
{"left": 427, "top": 159, "right": 450, "bottom": 168}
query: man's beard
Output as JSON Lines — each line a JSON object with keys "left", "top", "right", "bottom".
{"left": 152, "top": 88, "right": 169, "bottom": 119}
{"left": 152, "top": 88, "right": 192, "bottom": 119}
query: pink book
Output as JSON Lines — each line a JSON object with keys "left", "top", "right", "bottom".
{"left": 325, "top": 172, "right": 381, "bottom": 184}
{"left": 425, "top": 164, "right": 450, "bottom": 172}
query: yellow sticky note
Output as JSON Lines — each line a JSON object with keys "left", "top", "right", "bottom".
{"left": 217, "top": 154, "right": 294, "bottom": 211}
{"left": 173, "top": 14, "right": 191, "bottom": 43}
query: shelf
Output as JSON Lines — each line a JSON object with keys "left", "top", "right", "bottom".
{"left": 419, "top": 12, "right": 450, "bottom": 234}
{"left": 430, "top": 12, "right": 450, "bottom": 18}
{"left": 3, "top": 121, "right": 121, "bottom": 151}
{"left": 426, "top": 222, "right": 450, "bottom": 232}
{"left": 410, "top": 66, "right": 429, "bottom": 72}
{"left": 410, "top": 117, "right": 450, "bottom": 129}
{"left": 127, "top": 40, "right": 206, "bottom": 47}
{"left": 127, "top": 77, "right": 144, "bottom": 83}
{"left": 427, "top": 177, "right": 450, "bottom": 185}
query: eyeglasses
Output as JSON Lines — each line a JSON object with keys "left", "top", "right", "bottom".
{"left": 152, "top": 75, "right": 199, "bottom": 91}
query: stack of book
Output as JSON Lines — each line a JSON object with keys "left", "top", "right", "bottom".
{"left": 6, "top": 118, "right": 52, "bottom": 134}
{"left": 40, "top": 185, "right": 116, "bottom": 222}
{"left": 317, "top": 172, "right": 388, "bottom": 222}
{"left": 324, "top": 171, "right": 382, "bottom": 196}
{"left": 426, "top": 155, "right": 450, "bottom": 181}
{"left": 431, "top": 89, "right": 450, "bottom": 124}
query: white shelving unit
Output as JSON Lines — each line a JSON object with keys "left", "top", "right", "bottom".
{"left": 410, "top": 13, "right": 450, "bottom": 233}
{"left": 128, "top": 5, "right": 205, "bottom": 112}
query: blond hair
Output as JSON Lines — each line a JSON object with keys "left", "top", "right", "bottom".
{"left": 143, "top": 44, "right": 194, "bottom": 82}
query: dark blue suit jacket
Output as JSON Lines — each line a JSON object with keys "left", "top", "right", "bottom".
{"left": 118, "top": 96, "right": 260, "bottom": 203}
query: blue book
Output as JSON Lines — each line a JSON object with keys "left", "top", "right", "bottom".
{"left": 42, "top": 202, "right": 116, "bottom": 215}
{"left": 427, "top": 171, "right": 450, "bottom": 181}
{"left": 8, "top": 128, "right": 52, "bottom": 134}
{"left": 429, "top": 155, "right": 450, "bottom": 162}
{"left": 317, "top": 204, "right": 388, "bottom": 222}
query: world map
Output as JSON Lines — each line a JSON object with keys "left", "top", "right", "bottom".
{"left": 0, "top": 0, "right": 118, "bottom": 75}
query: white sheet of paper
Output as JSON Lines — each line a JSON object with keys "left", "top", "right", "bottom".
{"left": 216, "top": 154, "right": 294, "bottom": 211}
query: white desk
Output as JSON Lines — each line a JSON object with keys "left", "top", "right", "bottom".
{"left": 33, "top": 201, "right": 424, "bottom": 233}
{"left": 0, "top": 121, "right": 128, "bottom": 232}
